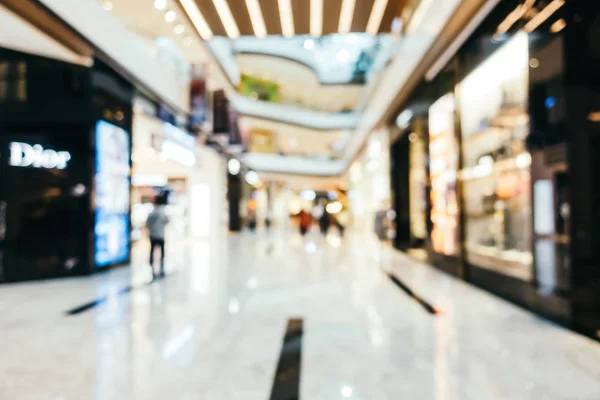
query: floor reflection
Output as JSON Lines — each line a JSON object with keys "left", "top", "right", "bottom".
{"left": 0, "top": 229, "right": 599, "bottom": 399}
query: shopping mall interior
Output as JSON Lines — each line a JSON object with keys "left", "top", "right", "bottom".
{"left": 1, "top": 0, "right": 600, "bottom": 398}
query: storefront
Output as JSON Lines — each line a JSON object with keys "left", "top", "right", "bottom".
{"left": 391, "top": 74, "right": 461, "bottom": 272}
{"left": 459, "top": 31, "right": 534, "bottom": 285}
{"left": 392, "top": 108, "right": 439, "bottom": 258}
{"left": 390, "top": 0, "right": 600, "bottom": 337}
{"left": 131, "top": 105, "right": 226, "bottom": 242}
{"left": 348, "top": 129, "right": 392, "bottom": 239}
{"left": 0, "top": 48, "right": 133, "bottom": 282}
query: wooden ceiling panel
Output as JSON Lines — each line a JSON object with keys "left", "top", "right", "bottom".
{"left": 351, "top": 0, "right": 375, "bottom": 32}
{"left": 378, "top": 0, "right": 407, "bottom": 33}
{"left": 193, "top": 0, "right": 228, "bottom": 37}
{"left": 291, "top": 0, "right": 310, "bottom": 35}
{"left": 322, "top": 0, "right": 343, "bottom": 35}
{"left": 259, "top": 0, "right": 283, "bottom": 35}
{"left": 227, "top": 0, "right": 255, "bottom": 36}
{"left": 186, "top": 0, "right": 407, "bottom": 37}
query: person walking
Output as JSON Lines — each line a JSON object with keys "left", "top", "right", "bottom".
{"left": 298, "top": 209, "right": 311, "bottom": 236}
{"left": 146, "top": 199, "right": 169, "bottom": 278}
{"left": 319, "top": 210, "right": 330, "bottom": 236}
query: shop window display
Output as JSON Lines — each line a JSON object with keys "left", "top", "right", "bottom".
{"left": 459, "top": 32, "right": 533, "bottom": 281}
{"left": 94, "top": 120, "right": 131, "bottom": 267}
{"left": 409, "top": 131, "right": 428, "bottom": 246}
{"left": 428, "top": 94, "right": 460, "bottom": 256}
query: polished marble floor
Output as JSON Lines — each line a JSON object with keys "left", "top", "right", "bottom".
{"left": 1, "top": 228, "right": 600, "bottom": 400}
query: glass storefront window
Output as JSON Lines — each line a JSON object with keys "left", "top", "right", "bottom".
{"left": 409, "top": 131, "right": 427, "bottom": 242}
{"left": 428, "top": 93, "right": 460, "bottom": 256}
{"left": 459, "top": 32, "right": 533, "bottom": 281}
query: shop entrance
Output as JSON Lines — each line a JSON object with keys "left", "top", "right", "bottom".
{"left": 0, "top": 130, "right": 91, "bottom": 282}
{"left": 391, "top": 130, "right": 428, "bottom": 256}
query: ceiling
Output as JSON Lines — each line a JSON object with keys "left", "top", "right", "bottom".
{"left": 236, "top": 54, "right": 363, "bottom": 112}
{"left": 181, "top": 0, "right": 409, "bottom": 39}
{"left": 0, "top": 4, "right": 92, "bottom": 66}
{"left": 98, "top": 0, "right": 208, "bottom": 63}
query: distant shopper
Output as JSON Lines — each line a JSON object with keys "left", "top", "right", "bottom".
{"left": 334, "top": 216, "right": 345, "bottom": 238}
{"left": 298, "top": 209, "right": 311, "bottom": 236}
{"left": 319, "top": 210, "right": 330, "bottom": 235}
{"left": 146, "top": 199, "right": 169, "bottom": 277}
{"left": 334, "top": 210, "right": 350, "bottom": 237}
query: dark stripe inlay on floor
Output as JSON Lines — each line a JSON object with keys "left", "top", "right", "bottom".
{"left": 65, "top": 274, "right": 169, "bottom": 316}
{"left": 269, "top": 318, "right": 303, "bottom": 400}
{"left": 387, "top": 273, "right": 441, "bottom": 315}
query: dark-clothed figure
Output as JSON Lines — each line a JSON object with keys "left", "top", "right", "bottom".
{"left": 146, "top": 202, "right": 169, "bottom": 277}
{"left": 298, "top": 210, "right": 311, "bottom": 236}
{"left": 319, "top": 211, "right": 330, "bottom": 235}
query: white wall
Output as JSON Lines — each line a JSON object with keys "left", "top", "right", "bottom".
{"left": 348, "top": 129, "right": 391, "bottom": 235}
{"left": 189, "top": 147, "right": 226, "bottom": 238}
{"left": 0, "top": 5, "right": 91, "bottom": 66}
{"left": 230, "top": 93, "right": 359, "bottom": 131}
{"left": 38, "top": 0, "right": 190, "bottom": 113}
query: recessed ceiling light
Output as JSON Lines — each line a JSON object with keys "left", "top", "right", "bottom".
{"left": 336, "top": 49, "right": 350, "bottom": 62}
{"left": 102, "top": 0, "right": 113, "bottom": 11}
{"left": 154, "top": 0, "right": 167, "bottom": 11}
{"left": 303, "top": 39, "right": 315, "bottom": 50}
{"left": 341, "top": 386, "right": 353, "bottom": 398}
{"left": 183, "top": 37, "right": 193, "bottom": 46}
{"left": 174, "top": 24, "right": 185, "bottom": 34}
{"left": 165, "top": 10, "right": 177, "bottom": 23}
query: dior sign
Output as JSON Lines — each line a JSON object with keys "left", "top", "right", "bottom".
{"left": 9, "top": 142, "right": 71, "bottom": 169}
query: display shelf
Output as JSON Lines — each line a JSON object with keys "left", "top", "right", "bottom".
{"left": 460, "top": 154, "right": 531, "bottom": 182}
{"left": 466, "top": 242, "right": 533, "bottom": 281}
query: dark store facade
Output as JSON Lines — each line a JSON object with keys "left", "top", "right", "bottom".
{"left": 390, "top": 0, "right": 600, "bottom": 339}
{"left": 0, "top": 49, "right": 133, "bottom": 283}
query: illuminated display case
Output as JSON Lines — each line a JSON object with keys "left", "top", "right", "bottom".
{"left": 391, "top": 0, "right": 600, "bottom": 338}
{"left": 94, "top": 121, "right": 131, "bottom": 267}
{"left": 408, "top": 130, "right": 427, "bottom": 244}
{"left": 459, "top": 32, "right": 533, "bottom": 281}
{"left": 428, "top": 94, "right": 460, "bottom": 257}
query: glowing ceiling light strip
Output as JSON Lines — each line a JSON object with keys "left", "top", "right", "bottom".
{"left": 496, "top": 0, "right": 534, "bottom": 35}
{"left": 278, "top": 0, "right": 295, "bottom": 37}
{"left": 338, "top": 0, "right": 355, "bottom": 34}
{"left": 310, "top": 0, "right": 323, "bottom": 37}
{"left": 406, "top": 0, "right": 433, "bottom": 33}
{"left": 366, "top": 0, "right": 389, "bottom": 35}
{"left": 524, "top": 0, "right": 565, "bottom": 33}
{"left": 213, "top": 0, "right": 241, "bottom": 38}
{"left": 550, "top": 18, "right": 566, "bottom": 33}
{"left": 246, "top": 0, "right": 268, "bottom": 37}
{"left": 179, "top": 0, "right": 213, "bottom": 39}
